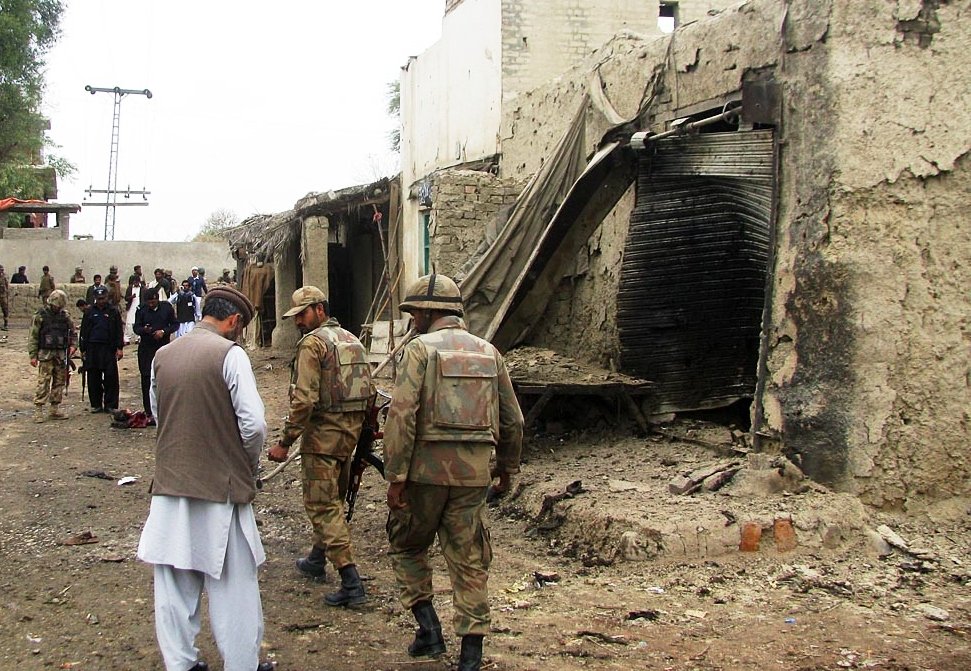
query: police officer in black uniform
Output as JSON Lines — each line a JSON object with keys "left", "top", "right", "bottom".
{"left": 80, "top": 286, "right": 125, "bottom": 413}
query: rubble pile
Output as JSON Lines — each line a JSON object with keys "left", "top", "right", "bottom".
{"left": 504, "top": 346, "right": 648, "bottom": 386}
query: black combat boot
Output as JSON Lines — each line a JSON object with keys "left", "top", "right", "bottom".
{"left": 457, "top": 634, "right": 484, "bottom": 671}
{"left": 408, "top": 600, "right": 446, "bottom": 657}
{"left": 295, "top": 545, "right": 326, "bottom": 579}
{"left": 324, "top": 564, "right": 366, "bottom": 607}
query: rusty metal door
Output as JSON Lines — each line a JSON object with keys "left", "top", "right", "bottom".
{"left": 618, "top": 130, "right": 776, "bottom": 414}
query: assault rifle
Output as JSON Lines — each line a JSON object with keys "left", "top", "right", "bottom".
{"left": 345, "top": 389, "right": 391, "bottom": 522}
{"left": 63, "top": 343, "right": 76, "bottom": 392}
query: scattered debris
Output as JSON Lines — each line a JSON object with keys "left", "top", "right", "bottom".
{"left": 626, "top": 609, "right": 660, "bottom": 621}
{"left": 576, "top": 630, "right": 629, "bottom": 645}
{"left": 60, "top": 531, "right": 98, "bottom": 546}
{"left": 117, "top": 476, "right": 139, "bottom": 486}
{"left": 533, "top": 571, "right": 560, "bottom": 587}
{"left": 80, "top": 470, "right": 113, "bottom": 480}
{"left": 916, "top": 604, "right": 950, "bottom": 621}
{"left": 669, "top": 461, "right": 740, "bottom": 495}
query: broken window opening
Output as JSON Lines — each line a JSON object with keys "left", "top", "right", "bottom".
{"left": 659, "top": 2, "right": 677, "bottom": 34}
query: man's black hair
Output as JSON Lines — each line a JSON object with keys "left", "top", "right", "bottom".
{"left": 202, "top": 296, "right": 243, "bottom": 321}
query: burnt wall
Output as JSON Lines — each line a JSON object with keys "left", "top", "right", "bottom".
{"left": 498, "top": 0, "right": 971, "bottom": 507}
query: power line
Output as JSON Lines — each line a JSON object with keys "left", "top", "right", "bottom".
{"left": 82, "top": 85, "right": 152, "bottom": 240}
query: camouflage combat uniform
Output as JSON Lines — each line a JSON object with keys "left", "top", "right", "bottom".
{"left": 384, "top": 315, "right": 523, "bottom": 637}
{"left": 281, "top": 317, "right": 374, "bottom": 569}
{"left": 106, "top": 274, "right": 123, "bottom": 308}
{"left": 38, "top": 272, "right": 55, "bottom": 303}
{"left": 0, "top": 266, "right": 9, "bottom": 329}
{"left": 28, "top": 296, "right": 77, "bottom": 416}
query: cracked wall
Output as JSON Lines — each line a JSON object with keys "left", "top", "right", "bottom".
{"left": 498, "top": 0, "right": 971, "bottom": 507}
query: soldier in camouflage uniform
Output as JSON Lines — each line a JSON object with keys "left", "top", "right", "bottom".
{"left": 384, "top": 274, "right": 524, "bottom": 671}
{"left": 28, "top": 289, "right": 77, "bottom": 422}
{"left": 38, "top": 265, "right": 55, "bottom": 303}
{"left": 268, "top": 286, "right": 375, "bottom": 607}
{"left": 0, "top": 264, "right": 9, "bottom": 330}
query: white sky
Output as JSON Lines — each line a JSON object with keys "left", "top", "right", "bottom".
{"left": 42, "top": 0, "right": 444, "bottom": 242}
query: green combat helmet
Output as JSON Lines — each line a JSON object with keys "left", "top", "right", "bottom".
{"left": 47, "top": 289, "right": 68, "bottom": 311}
{"left": 399, "top": 274, "right": 464, "bottom": 316}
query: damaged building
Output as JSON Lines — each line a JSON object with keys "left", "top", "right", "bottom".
{"left": 397, "top": 0, "right": 971, "bottom": 510}
{"left": 228, "top": 0, "right": 968, "bottom": 511}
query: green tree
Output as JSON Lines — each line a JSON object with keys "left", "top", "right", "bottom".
{"left": 387, "top": 79, "right": 400, "bottom": 154}
{"left": 193, "top": 208, "right": 239, "bottom": 242}
{"left": 0, "top": 0, "right": 72, "bottom": 198}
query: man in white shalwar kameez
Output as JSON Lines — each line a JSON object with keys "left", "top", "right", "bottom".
{"left": 137, "top": 285, "right": 274, "bottom": 671}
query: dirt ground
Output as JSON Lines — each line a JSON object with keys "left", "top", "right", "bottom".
{"left": 0, "top": 323, "right": 969, "bottom": 671}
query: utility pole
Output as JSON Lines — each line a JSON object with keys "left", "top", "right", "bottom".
{"left": 83, "top": 85, "right": 152, "bottom": 240}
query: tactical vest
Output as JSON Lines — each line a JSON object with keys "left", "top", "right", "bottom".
{"left": 414, "top": 328, "right": 500, "bottom": 444}
{"left": 298, "top": 323, "right": 372, "bottom": 413}
{"left": 176, "top": 292, "right": 195, "bottom": 322}
{"left": 38, "top": 309, "right": 71, "bottom": 350}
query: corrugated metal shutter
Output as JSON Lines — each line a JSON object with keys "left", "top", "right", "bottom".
{"left": 618, "top": 130, "right": 775, "bottom": 414}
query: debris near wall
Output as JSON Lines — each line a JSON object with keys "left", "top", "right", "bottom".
{"left": 504, "top": 345, "right": 646, "bottom": 386}
{"left": 504, "top": 346, "right": 653, "bottom": 432}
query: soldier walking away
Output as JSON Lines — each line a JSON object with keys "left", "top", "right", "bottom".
{"left": 268, "top": 286, "right": 375, "bottom": 608}
{"left": 136, "top": 286, "right": 273, "bottom": 671}
{"left": 28, "top": 289, "right": 77, "bottom": 423}
{"left": 383, "top": 274, "right": 524, "bottom": 671}
{"left": 0, "top": 264, "right": 9, "bottom": 330}
{"left": 70, "top": 266, "right": 86, "bottom": 283}
{"left": 38, "top": 265, "right": 55, "bottom": 303}
{"left": 80, "top": 286, "right": 124, "bottom": 413}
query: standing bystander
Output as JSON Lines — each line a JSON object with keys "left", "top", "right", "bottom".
{"left": 11, "top": 265, "right": 28, "bottom": 283}
{"left": 267, "top": 286, "right": 375, "bottom": 607}
{"left": 79, "top": 286, "right": 124, "bottom": 413}
{"left": 38, "top": 265, "right": 55, "bottom": 303}
{"left": 383, "top": 274, "right": 524, "bottom": 671}
{"left": 106, "top": 266, "right": 123, "bottom": 308}
{"left": 133, "top": 288, "right": 177, "bottom": 423}
{"left": 169, "top": 280, "right": 201, "bottom": 339}
{"left": 137, "top": 285, "right": 273, "bottom": 671}
{"left": 0, "top": 264, "right": 9, "bottom": 330}
{"left": 28, "top": 289, "right": 77, "bottom": 423}
{"left": 85, "top": 274, "right": 104, "bottom": 304}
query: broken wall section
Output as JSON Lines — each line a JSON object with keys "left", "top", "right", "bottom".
{"left": 428, "top": 171, "right": 524, "bottom": 278}
{"left": 496, "top": 0, "right": 971, "bottom": 507}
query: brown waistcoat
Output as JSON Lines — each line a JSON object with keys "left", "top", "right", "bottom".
{"left": 150, "top": 322, "right": 256, "bottom": 503}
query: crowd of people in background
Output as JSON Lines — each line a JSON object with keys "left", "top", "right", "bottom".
{"left": 17, "top": 262, "right": 238, "bottom": 424}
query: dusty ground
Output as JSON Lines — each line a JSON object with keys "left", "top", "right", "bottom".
{"left": 0, "top": 323, "right": 969, "bottom": 671}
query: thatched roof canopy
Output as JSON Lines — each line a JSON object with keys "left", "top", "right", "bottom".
{"left": 226, "top": 177, "right": 393, "bottom": 259}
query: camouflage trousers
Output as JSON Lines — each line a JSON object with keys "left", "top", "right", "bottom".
{"left": 387, "top": 484, "right": 492, "bottom": 636}
{"left": 301, "top": 452, "right": 354, "bottom": 569}
{"left": 34, "top": 358, "right": 67, "bottom": 407}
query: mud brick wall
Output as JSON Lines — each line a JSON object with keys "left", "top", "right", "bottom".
{"left": 429, "top": 171, "right": 522, "bottom": 278}
{"left": 5, "top": 284, "right": 89, "bottom": 322}
{"left": 497, "top": 0, "right": 971, "bottom": 507}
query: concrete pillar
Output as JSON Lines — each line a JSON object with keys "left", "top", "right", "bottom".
{"left": 271, "top": 239, "right": 301, "bottom": 353}
{"left": 57, "top": 212, "right": 71, "bottom": 239}
{"left": 302, "top": 215, "right": 329, "bottom": 294}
